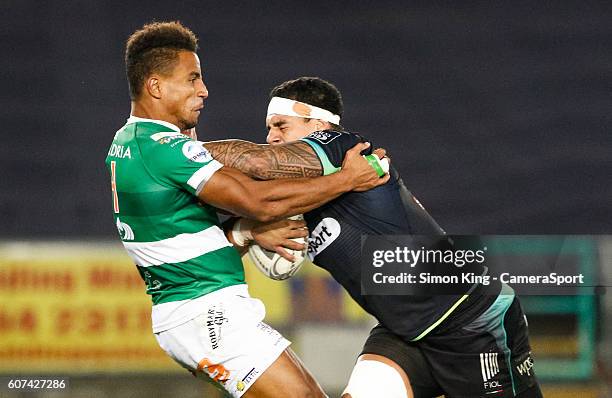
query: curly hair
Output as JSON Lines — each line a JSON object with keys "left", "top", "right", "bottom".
{"left": 125, "top": 21, "right": 198, "bottom": 100}
{"left": 269, "top": 77, "right": 344, "bottom": 122}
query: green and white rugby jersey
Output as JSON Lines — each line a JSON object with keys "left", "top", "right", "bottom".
{"left": 105, "top": 116, "right": 245, "bottom": 332}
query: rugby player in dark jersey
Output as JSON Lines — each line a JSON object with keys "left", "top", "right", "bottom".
{"left": 205, "top": 77, "right": 542, "bottom": 398}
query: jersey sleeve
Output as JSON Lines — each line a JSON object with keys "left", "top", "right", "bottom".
{"left": 300, "top": 130, "right": 371, "bottom": 175}
{"left": 143, "top": 134, "right": 223, "bottom": 194}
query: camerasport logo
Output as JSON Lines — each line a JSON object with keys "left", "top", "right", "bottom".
{"left": 182, "top": 141, "right": 212, "bottom": 163}
{"left": 306, "top": 130, "right": 342, "bottom": 145}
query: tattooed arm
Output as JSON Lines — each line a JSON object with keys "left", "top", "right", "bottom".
{"left": 203, "top": 140, "right": 322, "bottom": 180}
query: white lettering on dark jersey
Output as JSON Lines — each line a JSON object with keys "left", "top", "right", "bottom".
{"left": 307, "top": 217, "right": 341, "bottom": 260}
{"left": 305, "top": 130, "right": 342, "bottom": 145}
{"left": 108, "top": 144, "right": 132, "bottom": 159}
{"left": 516, "top": 355, "right": 534, "bottom": 376}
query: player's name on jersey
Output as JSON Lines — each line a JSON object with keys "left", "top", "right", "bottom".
{"left": 107, "top": 144, "right": 132, "bottom": 159}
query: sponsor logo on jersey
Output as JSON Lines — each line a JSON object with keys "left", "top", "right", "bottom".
{"left": 305, "top": 130, "right": 342, "bottom": 145}
{"left": 198, "top": 358, "right": 230, "bottom": 384}
{"left": 182, "top": 141, "right": 212, "bottom": 163}
{"left": 483, "top": 381, "right": 503, "bottom": 392}
{"left": 151, "top": 131, "right": 185, "bottom": 144}
{"left": 205, "top": 305, "right": 227, "bottom": 350}
{"left": 516, "top": 355, "right": 534, "bottom": 376}
{"left": 256, "top": 322, "right": 277, "bottom": 336}
{"left": 143, "top": 271, "right": 161, "bottom": 291}
{"left": 108, "top": 144, "right": 132, "bottom": 159}
{"left": 237, "top": 367, "right": 260, "bottom": 392}
{"left": 307, "top": 217, "right": 341, "bottom": 260}
{"left": 480, "top": 352, "right": 500, "bottom": 384}
{"left": 116, "top": 217, "right": 134, "bottom": 241}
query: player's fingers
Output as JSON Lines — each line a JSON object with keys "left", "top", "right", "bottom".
{"left": 377, "top": 173, "right": 391, "bottom": 186}
{"left": 284, "top": 228, "right": 309, "bottom": 239}
{"left": 373, "top": 148, "right": 387, "bottom": 159}
{"left": 287, "top": 220, "right": 307, "bottom": 229}
{"left": 275, "top": 246, "right": 296, "bottom": 262}
{"left": 346, "top": 141, "right": 371, "bottom": 156}
{"left": 282, "top": 240, "right": 306, "bottom": 251}
{"left": 357, "top": 173, "right": 390, "bottom": 191}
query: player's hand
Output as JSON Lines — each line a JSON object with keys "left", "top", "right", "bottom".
{"left": 373, "top": 147, "right": 391, "bottom": 172}
{"left": 373, "top": 148, "right": 388, "bottom": 160}
{"left": 341, "top": 142, "right": 390, "bottom": 192}
{"left": 251, "top": 218, "right": 309, "bottom": 261}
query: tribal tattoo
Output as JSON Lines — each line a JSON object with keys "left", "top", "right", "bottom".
{"left": 203, "top": 140, "right": 322, "bottom": 180}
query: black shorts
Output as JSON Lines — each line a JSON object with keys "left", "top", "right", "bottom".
{"left": 361, "top": 290, "right": 540, "bottom": 398}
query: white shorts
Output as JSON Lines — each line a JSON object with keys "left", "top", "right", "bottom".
{"left": 154, "top": 285, "right": 291, "bottom": 397}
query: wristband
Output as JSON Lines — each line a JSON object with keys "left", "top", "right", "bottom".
{"left": 364, "top": 154, "right": 389, "bottom": 177}
{"left": 232, "top": 219, "right": 254, "bottom": 247}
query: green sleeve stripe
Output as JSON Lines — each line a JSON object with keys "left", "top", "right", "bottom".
{"left": 300, "top": 139, "right": 341, "bottom": 175}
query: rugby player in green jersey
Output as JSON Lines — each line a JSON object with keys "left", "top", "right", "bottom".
{"left": 106, "top": 21, "right": 388, "bottom": 398}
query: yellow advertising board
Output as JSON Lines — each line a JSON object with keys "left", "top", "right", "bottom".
{"left": 0, "top": 242, "right": 175, "bottom": 372}
{"left": 0, "top": 242, "right": 368, "bottom": 373}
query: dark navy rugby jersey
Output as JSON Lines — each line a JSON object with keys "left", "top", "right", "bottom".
{"left": 301, "top": 130, "right": 496, "bottom": 342}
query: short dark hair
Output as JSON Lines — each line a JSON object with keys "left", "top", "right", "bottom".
{"left": 269, "top": 77, "right": 344, "bottom": 126}
{"left": 125, "top": 21, "right": 198, "bottom": 100}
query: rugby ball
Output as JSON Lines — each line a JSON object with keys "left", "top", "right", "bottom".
{"left": 248, "top": 215, "right": 308, "bottom": 280}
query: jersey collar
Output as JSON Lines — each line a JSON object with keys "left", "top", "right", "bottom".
{"left": 126, "top": 115, "right": 181, "bottom": 133}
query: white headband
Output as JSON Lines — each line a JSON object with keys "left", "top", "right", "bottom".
{"left": 267, "top": 97, "right": 341, "bottom": 125}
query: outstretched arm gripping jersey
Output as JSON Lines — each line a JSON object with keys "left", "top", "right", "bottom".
{"left": 299, "top": 130, "right": 498, "bottom": 341}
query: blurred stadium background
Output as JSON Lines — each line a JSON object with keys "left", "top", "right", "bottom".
{"left": 1, "top": 1, "right": 611, "bottom": 397}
